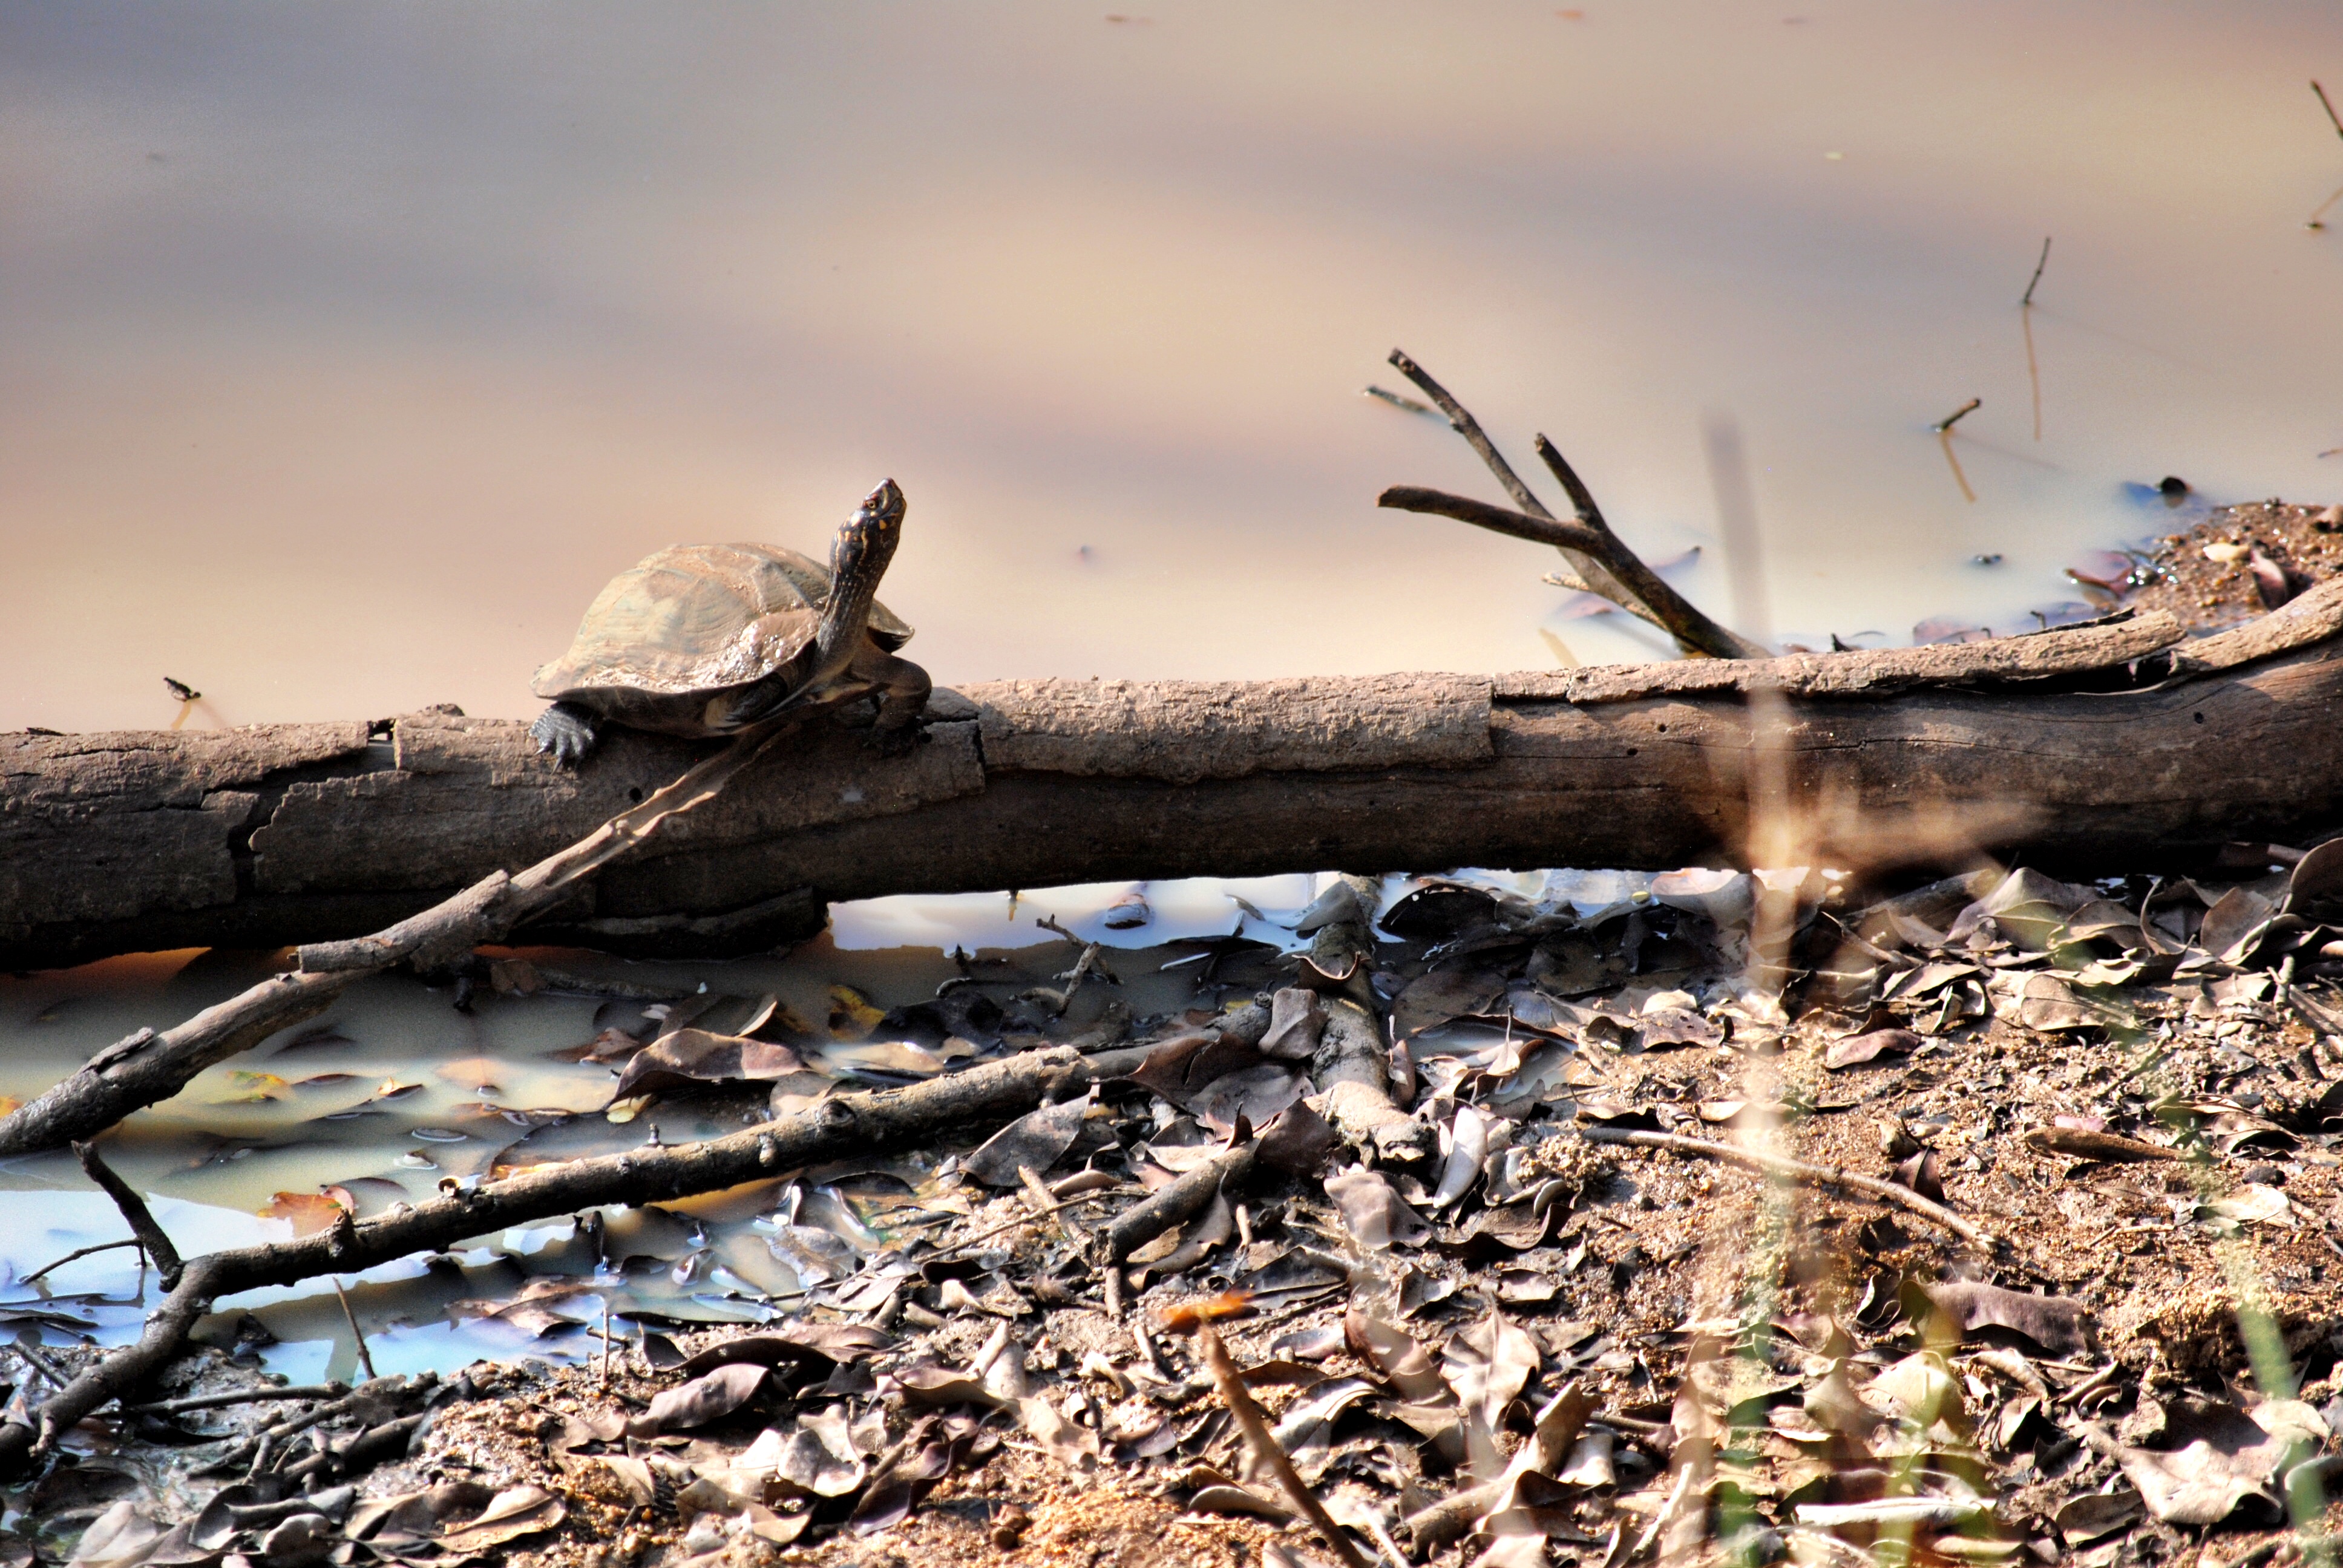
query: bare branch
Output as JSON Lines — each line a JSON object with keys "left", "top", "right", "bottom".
{"left": 72, "top": 1140, "right": 182, "bottom": 1291}
{"left": 1384, "top": 351, "right": 1764, "bottom": 659}
{"left": 1576, "top": 1125, "right": 1996, "bottom": 1249}
{"left": 1388, "top": 350, "right": 1666, "bottom": 638}
{"left": 1378, "top": 486, "right": 1763, "bottom": 660}
{"left": 1194, "top": 1323, "right": 1374, "bottom": 1568}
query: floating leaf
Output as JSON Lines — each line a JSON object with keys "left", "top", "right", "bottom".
{"left": 262, "top": 1190, "right": 353, "bottom": 1237}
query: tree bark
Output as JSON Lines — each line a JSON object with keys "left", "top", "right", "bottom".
{"left": 7, "top": 596, "right": 2343, "bottom": 970}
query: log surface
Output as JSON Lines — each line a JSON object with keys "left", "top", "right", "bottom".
{"left": 8, "top": 617, "right": 2342, "bottom": 969}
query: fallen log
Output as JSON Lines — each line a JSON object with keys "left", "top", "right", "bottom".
{"left": 7, "top": 586, "right": 2343, "bottom": 971}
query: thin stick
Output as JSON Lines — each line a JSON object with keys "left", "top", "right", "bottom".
{"left": 2316, "top": 81, "right": 2343, "bottom": 145}
{"left": 2024, "top": 300, "right": 2043, "bottom": 442}
{"left": 1933, "top": 397, "right": 1981, "bottom": 433}
{"left": 331, "top": 1279, "right": 377, "bottom": 1382}
{"left": 1575, "top": 1125, "right": 1997, "bottom": 1249}
{"left": 1387, "top": 350, "right": 1700, "bottom": 651}
{"left": 600, "top": 1306, "right": 613, "bottom": 1390}
{"left": 2020, "top": 236, "right": 2051, "bottom": 307}
{"left": 0, "top": 1044, "right": 1106, "bottom": 1474}
{"left": 1535, "top": 434, "right": 1768, "bottom": 659}
{"left": 1386, "top": 349, "right": 1552, "bottom": 518}
{"left": 71, "top": 1142, "right": 182, "bottom": 1291}
{"left": 1194, "top": 1324, "right": 1373, "bottom": 1568}
{"left": 1939, "top": 431, "right": 1977, "bottom": 504}
{"left": 1361, "top": 385, "right": 1435, "bottom": 416}
{"left": 119, "top": 1383, "right": 347, "bottom": 1417}
{"left": 1376, "top": 486, "right": 1763, "bottom": 659}
{"left": 19, "top": 1239, "right": 143, "bottom": 1287}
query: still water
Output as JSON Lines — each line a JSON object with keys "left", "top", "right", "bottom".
{"left": 5, "top": 2, "right": 2342, "bottom": 733}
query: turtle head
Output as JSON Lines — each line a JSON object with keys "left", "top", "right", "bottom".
{"left": 818, "top": 479, "right": 906, "bottom": 666}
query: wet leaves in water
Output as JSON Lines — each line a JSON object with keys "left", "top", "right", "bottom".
{"left": 261, "top": 1189, "right": 353, "bottom": 1236}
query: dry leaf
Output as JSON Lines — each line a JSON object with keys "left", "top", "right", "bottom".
{"left": 629, "top": 1362, "right": 770, "bottom": 1436}
{"left": 435, "top": 1486, "right": 565, "bottom": 1552}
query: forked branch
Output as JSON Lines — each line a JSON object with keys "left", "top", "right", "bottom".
{"left": 1380, "top": 350, "right": 1765, "bottom": 661}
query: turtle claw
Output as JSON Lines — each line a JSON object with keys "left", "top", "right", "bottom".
{"left": 530, "top": 703, "right": 599, "bottom": 766}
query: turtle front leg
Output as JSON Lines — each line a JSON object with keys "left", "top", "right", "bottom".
{"left": 529, "top": 702, "right": 601, "bottom": 765}
{"left": 850, "top": 644, "right": 933, "bottom": 755}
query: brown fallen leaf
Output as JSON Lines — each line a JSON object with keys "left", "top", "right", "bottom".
{"left": 961, "top": 1088, "right": 1097, "bottom": 1187}
{"left": 628, "top": 1362, "right": 770, "bottom": 1436}
{"left": 1910, "top": 1279, "right": 2094, "bottom": 1359}
{"left": 1824, "top": 1028, "right": 1919, "bottom": 1070}
{"left": 435, "top": 1485, "right": 565, "bottom": 1553}
{"left": 2024, "top": 1126, "right": 2178, "bottom": 1163}
{"left": 261, "top": 1190, "right": 353, "bottom": 1238}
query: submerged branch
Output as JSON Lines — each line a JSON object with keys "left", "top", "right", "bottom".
{"left": 1383, "top": 351, "right": 1763, "bottom": 659}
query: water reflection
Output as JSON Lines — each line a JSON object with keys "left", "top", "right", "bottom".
{"left": 0, "top": 874, "right": 1355, "bottom": 1381}
{"left": 5, "top": 3, "right": 2341, "bottom": 731}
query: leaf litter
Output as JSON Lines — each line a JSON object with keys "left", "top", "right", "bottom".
{"left": 16, "top": 520, "right": 2343, "bottom": 1562}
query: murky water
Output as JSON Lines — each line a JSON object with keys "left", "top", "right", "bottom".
{"left": 6, "top": 2, "right": 2342, "bottom": 733}
{"left": 0, "top": 875, "right": 1339, "bottom": 1379}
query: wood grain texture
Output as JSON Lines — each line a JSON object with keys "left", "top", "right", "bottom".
{"left": 7, "top": 639, "right": 2342, "bottom": 970}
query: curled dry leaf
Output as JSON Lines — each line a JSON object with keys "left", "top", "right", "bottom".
{"left": 434, "top": 1485, "right": 566, "bottom": 1553}
{"left": 629, "top": 1362, "right": 770, "bottom": 1436}
{"left": 1912, "top": 1279, "right": 2094, "bottom": 1359}
{"left": 1442, "top": 1308, "right": 1539, "bottom": 1429}
{"left": 1823, "top": 1028, "right": 1918, "bottom": 1070}
{"left": 962, "top": 1087, "right": 1096, "bottom": 1187}
{"left": 1344, "top": 1310, "right": 1449, "bottom": 1405}
{"left": 1259, "top": 987, "right": 1326, "bottom": 1060}
{"left": 2023, "top": 1126, "right": 2177, "bottom": 1163}
{"left": 1324, "top": 1169, "right": 1430, "bottom": 1249}
{"left": 1429, "top": 1105, "right": 1491, "bottom": 1210}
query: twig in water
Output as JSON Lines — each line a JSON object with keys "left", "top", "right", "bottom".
{"left": 1939, "top": 431, "right": 1977, "bottom": 504}
{"left": 119, "top": 1383, "right": 347, "bottom": 1417}
{"left": 331, "top": 1279, "right": 377, "bottom": 1382}
{"left": 13, "top": 1345, "right": 69, "bottom": 1390}
{"left": 1360, "top": 385, "right": 1435, "bottom": 416}
{"left": 1383, "top": 350, "right": 1766, "bottom": 660}
{"left": 2024, "top": 301, "right": 2044, "bottom": 442}
{"left": 1575, "top": 1125, "right": 1997, "bottom": 1249}
{"left": 20, "top": 1238, "right": 143, "bottom": 1287}
{"left": 72, "top": 1141, "right": 182, "bottom": 1292}
{"left": 1932, "top": 397, "right": 1982, "bottom": 433}
{"left": 2316, "top": 81, "right": 2343, "bottom": 145}
{"left": 1191, "top": 1323, "right": 1372, "bottom": 1568}
{"left": 2020, "top": 236, "right": 2051, "bottom": 307}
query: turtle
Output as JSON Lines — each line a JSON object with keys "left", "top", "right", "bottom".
{"left": 527, "top": 477, "right": 931, "bottom": 765}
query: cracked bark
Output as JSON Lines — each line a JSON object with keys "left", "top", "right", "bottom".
{"left": 5, "top": 587, "right": 2343, "bottom": 972}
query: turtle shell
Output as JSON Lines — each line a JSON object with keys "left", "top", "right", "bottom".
{"left": 531, "top": 541, "right": 914, "bottom": 701}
